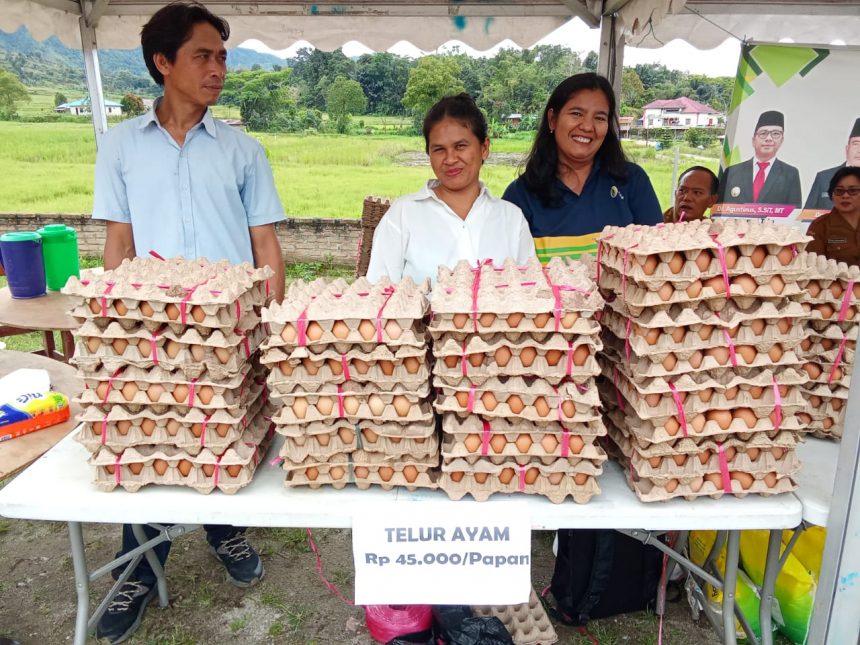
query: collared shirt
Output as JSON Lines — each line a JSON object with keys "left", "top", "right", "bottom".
{"left": 753, "top": 157, "right": 777, "bottom": 183}
{"left": 502, "top": 160, "right": 662, "bottom": 263}
{"left": 366, "top": 180, "right": 536, "bottom": 285}
{"left": 93, "top": 99, "right": 284, "bottom": 265}
{"left": 806, "top": 210, "right": 860, "bottom": 266}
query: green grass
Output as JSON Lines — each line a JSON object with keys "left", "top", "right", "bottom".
{"left": 0, "top": 121, "right": 719, "bottom": 217}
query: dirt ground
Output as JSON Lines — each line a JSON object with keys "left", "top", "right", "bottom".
{"left": 0, "top": 510, "right": 727, "bottom": 645}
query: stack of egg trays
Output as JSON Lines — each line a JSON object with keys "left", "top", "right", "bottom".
{"left": 596, "top": 218, "right": 810, "bottom": 501}
{"left": 796, "top": 253, "right": 860, "bottom": 440}
{"left": 260, "top": 276, "right": 439, "bottom": 490}
{"left": 63, "top": 256, "right": 275, "bottom": 494}
{"left": 430, "top": 257, "right": 607, "bottom": 504}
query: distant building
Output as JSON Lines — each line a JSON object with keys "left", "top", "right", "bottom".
{"left": 55, "top": 97, "right": 123, "bottom": 117}
{"left": 618, "top": 116, "right": 634, "bottom": 138}
{"left": 506, "top": 113, "right": 523, "bottom": 128}
{"left": 642, "top": 97, "right": 723, "bottom": 130}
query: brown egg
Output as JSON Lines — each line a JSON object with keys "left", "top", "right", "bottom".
{"left": 769, "top": 275, "right": 785, "bottom": 295}
{"left": 822, "top": 338, "right": 834, "bottom": 351}
{"left": 540, "top": 434, "right": 558, "bottom": 453}
{"left": 189, "top": 344, "right": 205, "bottom": 362}
{"left": 173, "top": 383, "right": 189, "bottom": 403}
{"left": 121, "top": 382, "right": 138, "bottom": 401}
{"left": 336, "top": 427, "right": 355, "bottom": 444}
{"left": 670, "top": 327, "right": 686, "bottom": 343}
{"left": 648, "top": 456, "right": 662, "bottom": 468}
{"left": 316, "top": 396, "right": 334, "bottom": 415}
{"left": 747, "top": 447, "right": 761, "bottom": 461}
{"left": 534, "top": 397, "right": 551, "bottom": 417}
{"left": 147, "top": 383, "right": 165, "bottom": 402}
{"left": 222, "top": 464, "right": 241, "bottom": 478}
{"left": 574, "top": 473, "right": 589, "bottom": 485}
{"left": 695, "top": 251, "right": 711, "bottom": 272}
{"left": 764, "top": 472, "right": 778, "bottom": 487}
{"left": 443, "top": 355, "right": 459, "bottom": 369}
{"left": 190, "top": 305, "right": 206, "bottom": 323}
{"left": 777, "top": 247, "right": 794, "bottom": 266}
{"left": 164, "top": 303, "right": 180, "bottom": 321}
{"left": 494, "top": 346, "right": 513, "bottom": 367}
{"left": 807, "top": 281, "right": 821, "bottom": 297}
{"left": 515, "top": 434, "right": 533, "bottom": 453}
{"left": 724, "top": 386, "right": 739, "bottom": 400}
{"left": 573, "top": 345, "right": 590, "bottom": 366}
{"left": 128, "top": 463, "right": 143, "bottom": 476}
{"left": 749, "top": 319, "right": 766, "bottom": 336}
{"left": 665, "top": 479, "right": 679, "bottom": 493}
{"left": 468, "top": 352, "right": 484, "bottom": 368}
{"left": 358, "top": 319, "right": 376, "bottom": 340}
{"left": 520, "top": 347, "right": 538, "bottom": 368}
{"left": 689, "top": 351, "right": 704, "bottom": 370}
{"left": 643, "top": 255, "right": 659, "bottom": 275}
{"left": 832, "top": 398, "right": 844, "bottom": 411}
{"left": 771, "top": 448, "right": 787, "bottom": 461}
{"left": 707, "top": 410, "right": 733, "bottom": 430}
{"left": 668, "top": 252, "right": 685, "bottom": 274}
{"left": 726, "top": 325, "right": 739, "bottom": 339}
{"left": 831, "top": 366, "right": 844, "bottom": 381}
{"left": 662, "top": 353, "right": 678, "bottom": 371}
{"left": 464, "top": 434, "right": 481, "bottom": 453}
{"left": 533, "top": 313, "right": 551, "bottom": 329}
{"left": 709, "top": 346, "right": 731, "bottom": 366}
{"left": 165, "top": 340, "right": 181, "bottom": 358}
{"left": 305, "top": 467, "right": 319, "bottom": 481}
{"left": 524, "top": 468, "right": 540, "bottom": 485}
{"left": 749, "top": 386, "right": 764, "bottom": 399}
{"left": 327, "top": 466, "right": 344, "bottom": 480}
{"left": 292, "top": 398, "right": 308, "bottom": 419}
{"left": 331, "top": 320, "right": 350, "bottom": 339}
{"left": 733, "top": 275, "right": 757, "bottom": 295}
{"left": 369, "top": 394, "right": 387, "bottom": 416}
{"left": 569, "top": 435, "right": 585, "bottom": 454}
{"left": 697, "top": 450, "right": 711, "bottom": 465}
{"left": 545, "top": 350, "right": 563, "bottom": 366}
{"left": 153, "top": 459, "right": 168, "bottom": 476}
{"left": 454, "top": 391, "right": 469, "bottom": 408}
{"left": 672, "top": 453, "right": 687, "bottom": 467}
{"left": 85, "top": 336, "right": 102, "bottom": 353}
{"left": 489, "top": 434, "right": 507, "bottom": 454}
{"left": 481, "top": 391, "right": 498, "bottom": 411}
{"left": 379, "top": 467, "right": 395, "bottom": 482}
{"left": 561, "top": 400, "right": 576, "bottom": 418}
{"left": 449, "top": 471, "right": 465, "bottom": 483}
{"left": 379, "top": 360, "right": 395, "bottom": 376}
{"left": 689, "top": 477, "right": 705, "bottom": 493}
{"left": 803, "top": 363, "right": 822, "bottom": 379}
{"left": 352, "top": 359, "right": 370, "bottom": 374}
{"left": 202, "top": 464, "right": 215, "bottom": 477}
{"left": 643, "top": 327, "right": 660, "bottom": 345}
{"left": 704, "top": 276, "right": 726, "bottom": 295}
{"left": 302, "top": 357, "right": 320, "bottom": 375}
{"left": 177, "top": 460, "right": 193, "bottom": 477}
{"left": 384, "top": 320, "right": 403, "bottom": 340}
{"left": 448, "top": 311, "right": 479, "bottom": 331}
{"left": 735, "top": 408, "right": 757, "bottom": 429}
{"left": 478, "top": 313, "right": 496, "bottom": 328}
{"left": 112, "top": 338, "right": 129, "bottom": 355}
{"left": 474, "top": 472, "right": 489, "bottom": 484}
{"left": 402, "top": 466, "right": 419, "bottom": 484}
{"left": 818, "top": 303, "right": 835, "bottom": 319}
{"left": 667, "top": 417, "right": 682, "bottom": 436}
{"left": 508, "top": 395, "right": 525, "bottom": 414}
{"left": 354, "top": 466, "right": 369, "bottom": 479}
{"left": 506, "top": 312, "right": 525, "bottom": 328}
{"left": 166, "top": 419, "right": 181, "bottom": 436}
{"left": 404, "top": 357, "right": 421, "bottom": 374}
{"left": 725, "top": 247, "right": 739, "bottom": 269}
{"left": 392, "top": 395, "right": 411, "bottom": 417}
{"left": 697, "top": 325, "right": 714, "bottom": 341}
{"left": 768, "top": 344, "right": 784, "bottom": 362}
{"left": 698, "top": 388, "right": 713, "bottom": 403}
{"left": 704, "top": 472, "right": 724, "bottom": 489}
{"left": 197, "top": 386, "right": 215, "bottom": 405}
{"left": 751, "top": 246, "right": 767, "bottom": 268}
{"left": 117, "top": 420, "right": 132, "bottom": 436}
{"left": 112, "top": 299, "right": 128, "bottom": 316}
{"left": 95, "top": 382, "right": 110, "bottom": 400}
{"left": 548, "top": 472, "right": 565, "bottom": 485}
{"left": 140, "top": 301, "right": 154, "bottom": 317}
{"left": 499, "top": 468, "right": 515, "bottom": 484}
{"left": 317, "top": 432, "right": 331, "bottom": 446}
{"left": 737, "top": 345, "right": 757, "bottom": 365}
{"left": 732, "top": 472, "right": 755, "bottom": 490}
{"left": 561, "top": 312, "right": 579, "bottom": 329}
{"left": 281, "top": 324, "right": 297, "bottom": 343}
{"left": 362, "top": 428, "right": 378, "bottom": 443}
{"left": 305, "top": 322, "right": 324, "bottom": 342}
{"left": 657, "top": 283, "right": 675, "bottom": 302}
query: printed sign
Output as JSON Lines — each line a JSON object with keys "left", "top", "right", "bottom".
{"left": 352, "top": 502, "right": 531, "bottom": 605}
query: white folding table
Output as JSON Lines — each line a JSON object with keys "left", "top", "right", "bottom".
{"left": 0, "top": 431, "right": 803, "bottom": 645}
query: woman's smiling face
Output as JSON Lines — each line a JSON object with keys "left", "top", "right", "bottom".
{"left": 427, "top": 117, "right": 489, "bottom": 193}
{"left": 548, "top": 88, "right": 610, "bottom": 168}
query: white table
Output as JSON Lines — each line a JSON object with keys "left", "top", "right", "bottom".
{"left": 794, "top": 437, "right": 838, "bottom": 527}
{"left": 0, "top": 431, "right": 803, "bottom": 645}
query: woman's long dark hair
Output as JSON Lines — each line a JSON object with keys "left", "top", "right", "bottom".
{"left": 521, "top": 73, "right": 628, "bottom": 207}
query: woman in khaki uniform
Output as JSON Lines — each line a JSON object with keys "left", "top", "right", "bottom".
{"left": 807, "top": 167, "right": 860, "bottom": 266}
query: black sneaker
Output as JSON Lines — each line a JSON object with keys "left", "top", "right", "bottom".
{"left": 95, "top": 580, "right": 157, "bottom": 644}
{"left": 209, "top": 533, "right": 265, "bottom": 587}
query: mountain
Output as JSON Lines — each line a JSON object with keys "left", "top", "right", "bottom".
{"left": 0, "top": 26, "right": 287, "bottom": 95}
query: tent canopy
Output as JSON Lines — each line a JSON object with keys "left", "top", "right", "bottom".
{"left": 5, "top": 0, "right": 860, "bottom": 52}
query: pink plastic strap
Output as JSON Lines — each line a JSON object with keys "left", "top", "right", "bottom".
{"left": 566, "top": 341, "right": 574, "bottom": 377}
{"left": 100, "top": 282, "right": 115, "bottom": 317}
{"left": 265, "top": 279, "right": 270, "bottom": 298}
{"left": 838, "top": 280, "right": 855, "bottom": 321}
{"left": 200, "top": 414, "right": 211, "bottom": 447}
{"left": 480, "top": 419, "right": 491, "bottom": 456}
{"left": 341, "top": 354, "right": 351, "bottom": 381}
{"left": 336, "top": 384, "right": 345, "bottom": 417}
{"left": 624, "top": 318, "right": 632, "bottom": 363}
{"left": 235, "top": 329, "right": 251, "bottom": 358}
{"left": 791, "top": 243, "right": 798, "bottom": 258}
{"left": 541, "top": 268, "right": 562, "bottom": 332}
{"left": 518, "top": 465, "right": 526, "bottom": 492}
{"left": 102, "top": 366, "right": 126, "bottom": 404}
{"left": 296, "top": 309, "right": 309, "bottom": 347}
{"left": 148, "top": 250, "right": 165, "bottom": 260}
{"left": 772, "top": 378, "right": 782, "bottom": 430}
{"left": 150, "top": 331, "right": 160, "bottom": 366}
{"left": 561, "top": 428, "right": 570, "bottom": 457}
{"left": 114, "top": 450, "right": 124, "bottom": 484}
{"left": 375, "top": 286, "right": 396, "bottom": 343}
{"left": 621, "top": 244, "right": 639, "bottom": 302}
{"left": 236, "top": 300, "right": 241, "bottom": 321}
{"left": 667, "top": 382, "right": 688, "bottom": 438}
{"left": 466, "top": 383, "right": 476, "bottom": 413}
{"left": 100, "top": 416, "right": 108, "bottom": 445}
{"left": 269, "top": 455, "right": 285, "bottom": 467}
{"left": 717, "top": 444, "right": 733, "bottom": 493}
{"left": 721, "top": 328, "right": 738, "bottom": 367}
{"left": 213, "top": 454, "right": 223, "bottom": 487}
{"left": 710, "top": 235, "right": 731, "bottom": 299}
{"left": 188, "top": 378, "right": 198, "bottom": 407}
{"left": 612, "top": 368, "right": 625, "bottom": 412}
{"left": 828, "top": 336, "right": 849, "bottom": 384}
{"left": 462, "top": 340, "right": 469, "bottom": 377}
{"left": 470, "top": 261, "right": 485, "bottom": 332}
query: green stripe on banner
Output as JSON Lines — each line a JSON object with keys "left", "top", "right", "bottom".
{"left": 799, "top": 48, "right": 831, "bottom": 77}
{"left": 537, "top": 244, "right": 598, "bottom": 255}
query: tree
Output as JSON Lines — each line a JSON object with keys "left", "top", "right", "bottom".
{"left": 356, "top": 52, "right": 413, "bottom": 115}
{"left": 54, "top": 91, "right": 67, "bottom": 107}
{"left": 120, "top": 92, "right": 145, "bottom": 117}
{"left": 402, "top": 56, "right": 464, "bottom": 119}
{"left": 325, "top": 76, "right": 367, "bottom": 133}
{"left": 584, "top": 51, "right": 599, "bottom": 72}
{"left": 0, "top": 68, "right": 30, "bottom": 119}
{"left": 621, "top": 69, "right": 645, "bottom": 108}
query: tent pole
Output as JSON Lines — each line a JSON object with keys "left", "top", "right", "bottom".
{"left": 78, "top": 8, "right": 108, "bottom": 147}
{"left": 807, "top": 358, "right": 860, "bottom": 643}
{"left": 597, "top": 12, "right": 624, "bottom": 101}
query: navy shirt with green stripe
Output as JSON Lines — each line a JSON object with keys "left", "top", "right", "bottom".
{"left": 502, "top": 160, "right": 662, "bottom": 263}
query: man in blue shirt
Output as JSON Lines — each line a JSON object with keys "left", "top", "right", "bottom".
{"left": 92, "top": 4, "right": 285, "bottom": 643}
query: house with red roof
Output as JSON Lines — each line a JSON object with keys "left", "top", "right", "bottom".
{"left": 641, "top": 97, "right": 724, "bottom": 131}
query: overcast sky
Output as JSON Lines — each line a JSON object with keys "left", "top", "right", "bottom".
{"left": 239, "top": 16, "right": 743, "bottom": 77}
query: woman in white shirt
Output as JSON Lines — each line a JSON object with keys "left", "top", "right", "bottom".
{"left": 366, "top": 93, "right": 536, "bottom": 284}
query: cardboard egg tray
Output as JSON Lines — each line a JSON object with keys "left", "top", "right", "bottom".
{"left": 439, "top": 460, "right": 600, "bottom": 504}
{"left": 73, "top": 322, "right": 266, "bottom": 380}
{"left": 283, "top": 451, "right": 439, "bottom": 491}
{"left": 429, "top": 312, "right": 600, "bottom": 339}
{"left": 431, "top": 256, "right": 603, "bottom": 315}
{"left": 803, "top": 417, "right": 844, "bottom": 440}
{"left": 598, "top": 266, "right": 803, "bottom": 316}
{"left": 442, "top": 412, "right": 607, "bottom": 439}
{"left": 272, "top": 391, "right": 433, "bottom": 425}
{"left": 262, "top": 344, "right": 429, "bottom": 387}
{"left": 801, "top": 361, "right": 852, "bottom": 388}
{"left": 432, "top": 333, "right": 600, "bottom": 386}
{"left": 267, "top": 363, "right": 429, "bottom": 395}
{"left": 88, "top": 411, "right": 274, "bottom": 494}
{"left": 472, "top": 588, "right": 558, "bottom": 645}
{"left": 797, "top": 394, "right": 846, "bottom": 422}
{"left": 262, "top": 317, "right": 427, "bottom": 354}
{"left": 76, "top": 363, "right": 262, "bottom": 414}
{"left": 799, "top": 330, "right": 857, "bottom": 360}
{"left": 76, "top": 389, "right": 269, "bottom": 453}
{"left": 278, "top": 419, "right": 439, "bottom": 462}
{"left": 441, "top": 432, "right": 606, "bottom": 468}
{"left": 601, "top": 305, "right": 805, "bottom": 359}
{"left": 801, "top": 252, "right": 860, "bottom": 299}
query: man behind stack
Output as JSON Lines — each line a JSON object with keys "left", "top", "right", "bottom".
{"left": 91, "top": 2, "right": 285, "bottom": 643}
{"left": 663, "top": 166, "right": 719, "bottom": 223}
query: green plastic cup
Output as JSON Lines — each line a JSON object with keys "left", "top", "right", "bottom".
{"left": 37, "top": 224, "right": 80, "bottom": 291}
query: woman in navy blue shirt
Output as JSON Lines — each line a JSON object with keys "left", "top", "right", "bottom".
{"left": 504, "top": 73, "right": 662, "bottom": 262}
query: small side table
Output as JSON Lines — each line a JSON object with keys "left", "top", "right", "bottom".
{"left": 0, "top": 286, "right": 78, "bottom": 361}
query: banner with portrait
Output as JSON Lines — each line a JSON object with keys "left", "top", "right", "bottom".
{"left": 713, "top": 42, "right": 860, "bottom": 227}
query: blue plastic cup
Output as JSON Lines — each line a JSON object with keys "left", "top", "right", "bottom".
{"left": 0, "top": 232, "right": 47, "bottom": 298}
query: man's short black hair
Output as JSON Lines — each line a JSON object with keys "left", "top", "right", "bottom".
{"left": 141, "top": 1, "right": 229, "bottom": 85}
{"left": 679, "top": 166, "right": 719, "bottom": 195}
